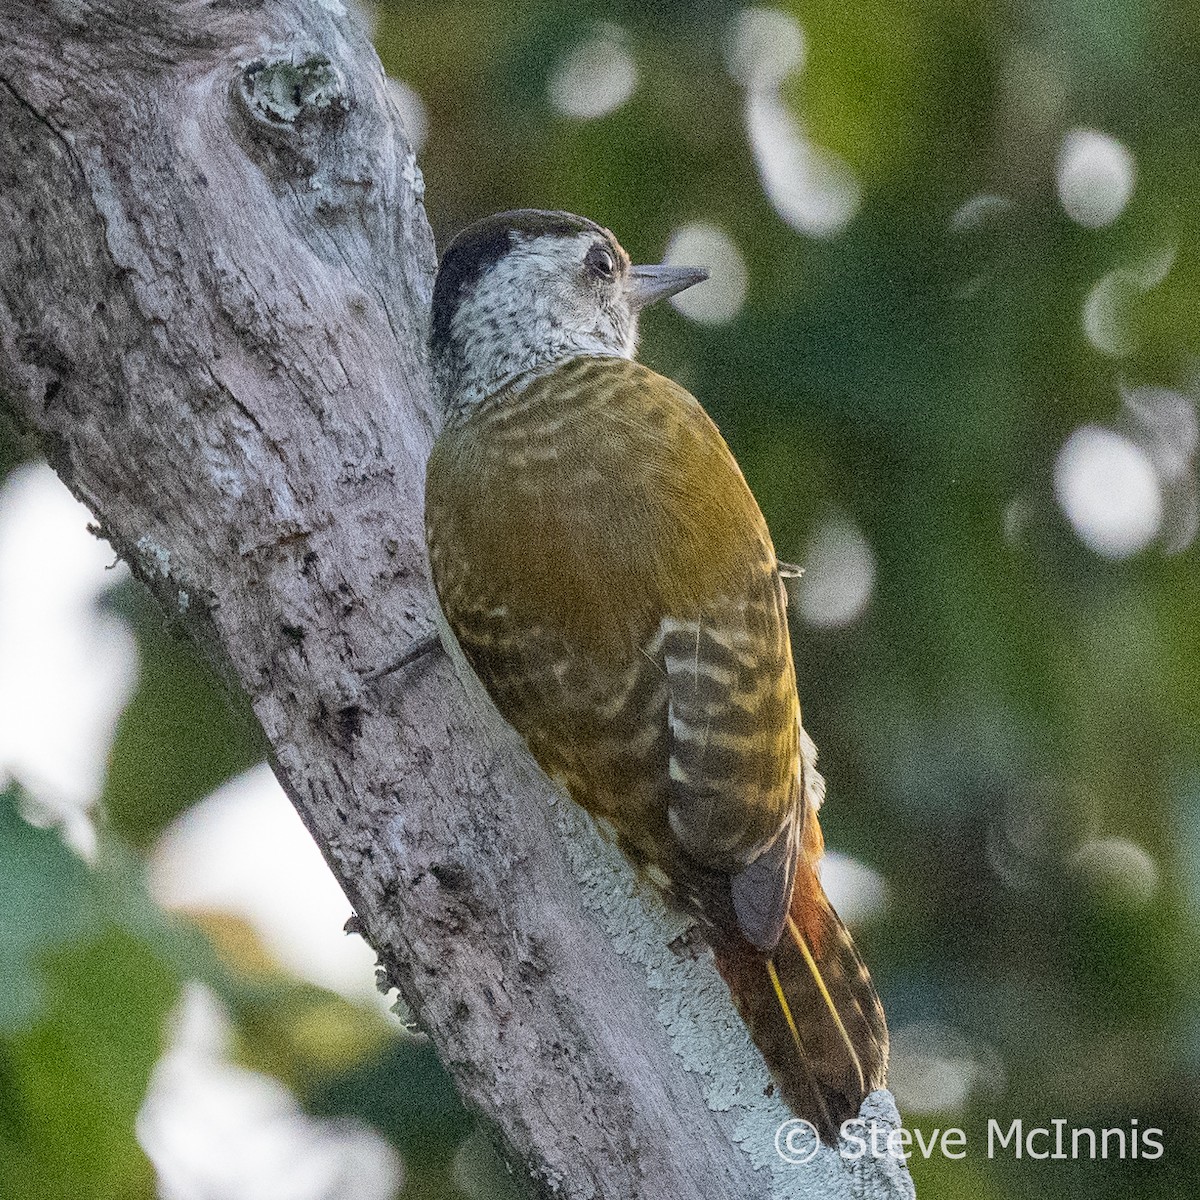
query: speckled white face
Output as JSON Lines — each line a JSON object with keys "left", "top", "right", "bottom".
{"left": 434, "top": 230, "right": 638, "bottom": 416}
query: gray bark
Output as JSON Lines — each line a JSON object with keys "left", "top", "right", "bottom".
{"left": 0, "top": 2, "right": 913, "bottom": 1197}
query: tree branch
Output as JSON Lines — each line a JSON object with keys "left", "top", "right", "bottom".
{"left": 0, "top": 3, "right": 913, "bottom": 1196}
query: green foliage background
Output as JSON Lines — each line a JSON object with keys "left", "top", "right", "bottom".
{"left": 2, "top": 1, "right": 1199, "bottom": 1196}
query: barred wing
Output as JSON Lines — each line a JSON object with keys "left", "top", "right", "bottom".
{"left": 426, "top": 355, "right": 809, "bottom": 950}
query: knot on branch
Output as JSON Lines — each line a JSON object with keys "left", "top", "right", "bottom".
{"left": 240, "top": 53, "right": 348, "bottom": 126}
{"left": 235, "top": 51, "right": 350, "bottom": 178}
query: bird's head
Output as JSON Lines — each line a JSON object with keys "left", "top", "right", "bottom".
{"left": 429, "top": 209, "right": 707, "bottom": 417}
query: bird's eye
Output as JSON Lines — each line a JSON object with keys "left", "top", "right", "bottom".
{"left": 584, "top": 243, "right": 616, "bottom": 279}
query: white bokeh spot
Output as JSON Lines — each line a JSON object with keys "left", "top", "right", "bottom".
{"left": 1056, "top": 128, "right": 1136, "bottom": 229}
{"left": 818, "top": 851, "right": 890, "bottom": 926}
{"left": 388, "top": 78, "right": 428, "bottom": 154}
{"left": 1123, "top": 384, "right": 1199, "bottom": 482}
{"left": 888, "top": 1023, "right": 1003, "bottom": 1114}
{"left": 1054, "top": 425, "right": 1162, "bottom": 558}
{"left": 149, "top": 764, "right": 386, "bottom": 1005}
{"left": 139, "top": 984, "right": 402, "bottom": 1200}
{"left": 725, "top": 6, "right": 806, "bottom": 89}
{"left": 548, "top": 26, "right": 637, "bottom": 119}
{"left": 663, "top": 221, "right": 748, "bottom": 325}
{"left": 1071, "top": 836, "right": 1160, "bottom": 909}
{"left": 949, "top": 192, "right": 1013, "bottom": 232}
{"left": 795, "top": 514, "right": 877, "bottom": 628}
{"left": 726, "top": 7, "right": 860, "bottom": 239}
{"left": 0, "top": 463, "right": 137, "bottom": 855}
{"left": 1082, "top": 247, "right": 1174, "bottom": 358}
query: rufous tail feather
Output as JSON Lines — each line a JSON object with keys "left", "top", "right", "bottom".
{"left": 714, "top": 868, "right": 888, "bottom": 1144}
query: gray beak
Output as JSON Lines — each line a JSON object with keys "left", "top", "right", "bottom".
{"left": 627, "top": 263, "right": 710, "bottom": 310}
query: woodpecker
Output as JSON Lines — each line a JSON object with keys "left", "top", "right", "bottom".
{"left": 424, "top": 209, "right": 887, "bottom": 1140}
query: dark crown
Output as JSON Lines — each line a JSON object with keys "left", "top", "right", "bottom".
{"left": 429, "top": 209, "right": 609, "bottom": 352}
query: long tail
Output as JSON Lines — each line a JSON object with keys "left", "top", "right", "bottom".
{"left": 713, "top": 866, "right": 888, "bottom": 1143}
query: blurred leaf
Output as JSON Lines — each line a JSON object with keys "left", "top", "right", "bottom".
{"left": 452, "top": 1123, "right": 532, "bottom": 1200}
{"left": 0, "top": 790, "right": 208, "bottom": 1199}
{"left": 212, "top": 937, "right": 396, "bottom": 1092}
{"left": 0, "top": 788, "right": 94, "bottom": 1033}
{"left": 310, "top": 1036, "right": 476, "bottom": 1197}
{"left": 0, "top": 881, "right": 179, "bottom": 1200}
{"left": 100, "top": 580, "right": 267, "bottom": 849}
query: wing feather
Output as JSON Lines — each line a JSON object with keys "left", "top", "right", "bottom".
{"left": 426, "top": 356, "right": 805, "bottom": 947}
